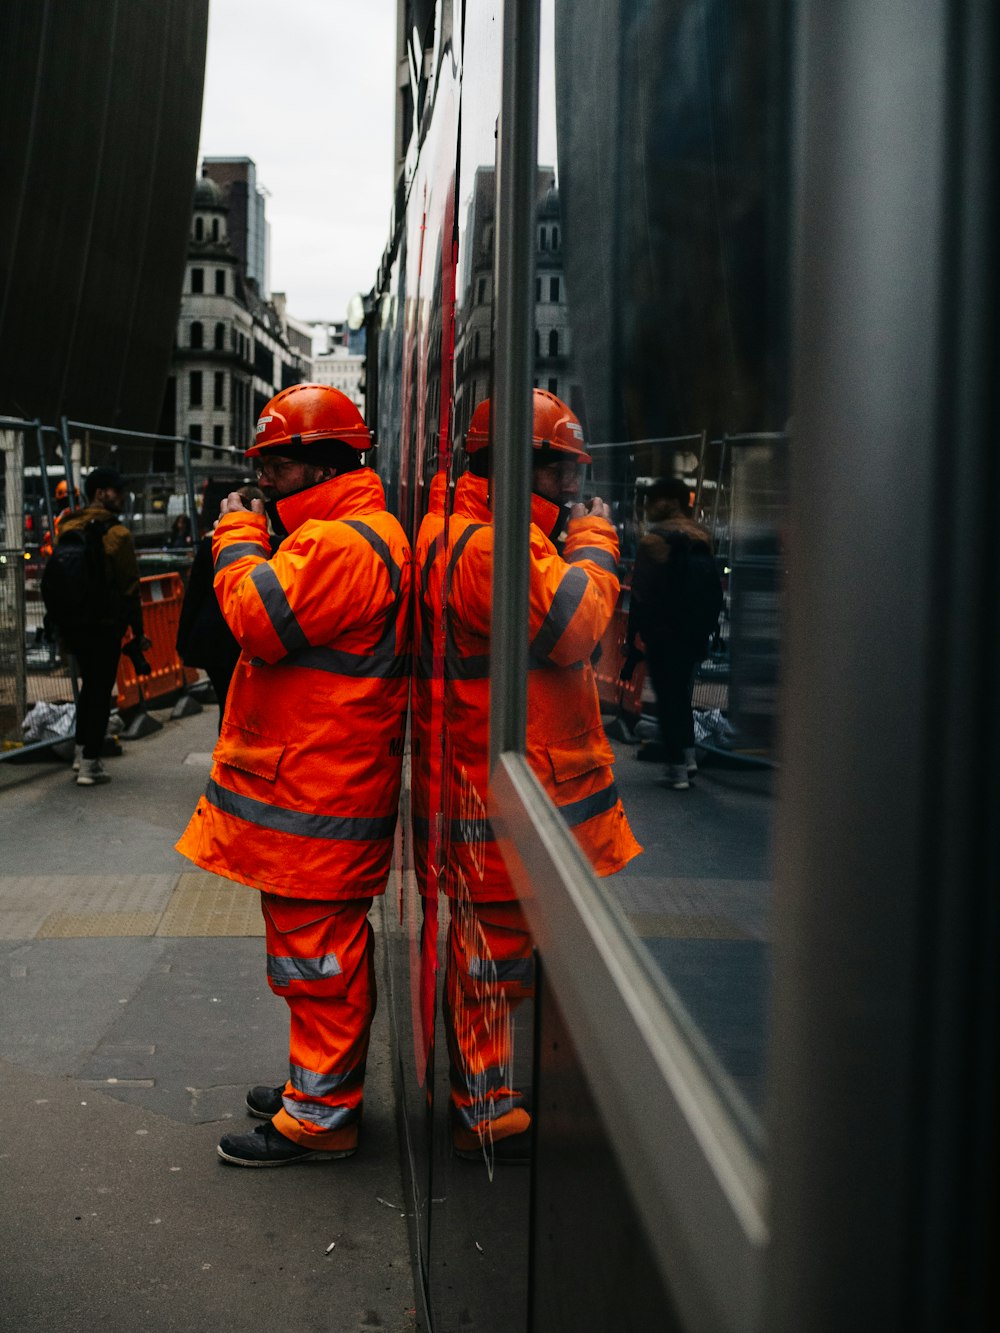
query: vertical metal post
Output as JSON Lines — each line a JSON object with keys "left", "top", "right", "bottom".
{"left": 182, "top": 438, "right": 201, "bottom": 539}
{"left": 58, "top": 416, "right": 79, "bottom": 499}
{"left": 36, "top": 425, "right": 56, "bottom": 539}
{"left": 490, "top": 0, "right": 541, "bottom": 771}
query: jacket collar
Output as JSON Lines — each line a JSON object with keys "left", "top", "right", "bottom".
{"left": 530, "top": 491, "right": 563, "bottom": 540}
{"left": 274, "top": 468, "right": 386, "bottom": 534}
{"left": 59, "top": 504, "right": 117, "bottom": 532}
{"left": 454, "top": 472, "right": 492, "bottom": 522}
{"left": 452, "top": 474, "right": 562, "bottom": 537}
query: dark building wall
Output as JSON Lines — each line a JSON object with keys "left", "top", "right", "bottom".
{"left": 0, "top": 0, "right": 209, "bottom": 430}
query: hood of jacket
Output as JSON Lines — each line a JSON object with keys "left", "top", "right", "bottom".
{"left": 652, "top": 513, "right": 714, "bottom": 550}
{"left": 454, "top": 471, "right": 492, "bottom": 522}
{"left": 57, "top": 504, "right": 119, "bottom": 538}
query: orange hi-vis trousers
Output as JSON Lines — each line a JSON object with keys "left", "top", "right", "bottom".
{"left": 444, "top": 899, "right": 535, "bottom": 1133}
{"left": 261, "top": 894, "right": 375, "bottom": 1150}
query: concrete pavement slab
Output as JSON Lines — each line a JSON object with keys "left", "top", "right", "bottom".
{"left": 0, "top": 705, "right": 418, "bottom": 1330}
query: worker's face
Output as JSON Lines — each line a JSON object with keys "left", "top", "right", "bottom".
{"left": 253, "top": 455, "right": 329, "bottom": 500}
{"left": 531, "top": 457, "right": 583, "bottom": 504}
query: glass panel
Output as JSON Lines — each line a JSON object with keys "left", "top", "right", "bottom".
{"left": 516, "top": 0, "right": 793, "bottom": 1147}
{"left": 398, "top": 4, "right": 535, "bottom": 1329}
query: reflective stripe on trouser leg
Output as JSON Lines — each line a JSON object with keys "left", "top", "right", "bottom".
{"left": 260, "top": 893, "right": 375, "bottom": 1149}
{"left": 444, "top": 900, "right": 534, "bottom": 1131}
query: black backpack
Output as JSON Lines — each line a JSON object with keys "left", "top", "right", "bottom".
{"left": 635, "top": 527, "right": 724, "bottom": 647}
{"left": 41, "top": 517, "right": 113, "bottom": 633}
{"left": 681, "top": 540, "right": 725, "bottom": 643}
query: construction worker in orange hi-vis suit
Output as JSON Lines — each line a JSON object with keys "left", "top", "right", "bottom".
{"left": 426, "top": 390, "right": 642, "bottom": 1161}
{"left": 176, "top": 383, "right": 412, "bottom": 1166}
{"left": 39, "top": 478, "right": 80, "bottom": 558}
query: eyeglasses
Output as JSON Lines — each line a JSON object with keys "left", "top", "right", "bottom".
{"left": 253, "top": 457, "right": 301, "bottom": 480}
{"left": 535, "top": 460, "right": 582, "bottom": 484}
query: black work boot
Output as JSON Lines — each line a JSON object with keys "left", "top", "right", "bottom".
{"left": 245, "top": 1084, "right": 285, "bottom": 1119}
{"left": 217, "top": 1121, "right": 358, "bottom": 1167}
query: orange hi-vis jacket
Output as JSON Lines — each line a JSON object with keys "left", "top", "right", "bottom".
{"left": 431, "top": 473, "right": 641, "bottom": 901}
{"left": 412, "top": 471, "right": 449, "bottom": 898}
{"left": 176, "top": 469, "right": 412, "bottom": 900}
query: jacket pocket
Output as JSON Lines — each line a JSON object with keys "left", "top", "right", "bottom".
{"left": 546, "top": 726, "right": 615, "bottom": 783}
{"left": 212, "top": 724, "right": 285, "bottom": 781}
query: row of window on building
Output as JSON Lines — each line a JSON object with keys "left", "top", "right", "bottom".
{"left": 190, "top": 267, "right": 229, "bottom": 296}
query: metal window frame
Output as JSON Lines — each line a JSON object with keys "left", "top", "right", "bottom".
{"left": 487, "top": 1, "right": 766, "bottom": 1329}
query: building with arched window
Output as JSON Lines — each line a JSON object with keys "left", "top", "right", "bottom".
{"left": 161, "top": 169, "right": 307, "bottom": 465}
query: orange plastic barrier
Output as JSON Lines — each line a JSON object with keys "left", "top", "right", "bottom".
{"left": 115, "top": 572, "right": 198, "bottom": 711}
{"left": 593, "top": 598, "right": 648, "bottom": 718}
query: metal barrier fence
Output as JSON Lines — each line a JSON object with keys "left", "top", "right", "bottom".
{"left": 0, "top": 412, "right": 250, "bottom": 759}
{"left": 589, "top": 431, "right": 788, "bottom": 766}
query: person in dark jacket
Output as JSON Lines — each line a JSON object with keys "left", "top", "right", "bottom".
{"left": 54, "top": 466, "right": 151, "bottom": 786}
{"left": 629, "top": 478, "right": 722, "bottom": 790}
{"left": 174, "top": 488, "right": 263, "bottom": 728}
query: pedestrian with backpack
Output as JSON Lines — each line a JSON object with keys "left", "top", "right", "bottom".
{"left": 628, "top": 478, "right": 723, "bottom": 790}
{"left": 41, "top": 465, "right": 151, "bottom": 786}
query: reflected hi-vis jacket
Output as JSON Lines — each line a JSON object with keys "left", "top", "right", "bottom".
{"left": 411, "top": 471, "right": 449, "bottom": 897}
{"left": 437, "top": 474, "right": 641, "bottom": 900}
{"left": 176, "top": 469, "right": 412, "bottom": 901}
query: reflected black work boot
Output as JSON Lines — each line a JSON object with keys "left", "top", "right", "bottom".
{"left": 245, "top": 1084, "right": 285, "bottom": 1119}
{"left": 217, "top": 1121, "right": 358, "bottom": 1167}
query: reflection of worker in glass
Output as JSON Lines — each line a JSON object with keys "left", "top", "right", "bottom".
{"left": 436, "top": 390, "right": 642, "bottom": 1160}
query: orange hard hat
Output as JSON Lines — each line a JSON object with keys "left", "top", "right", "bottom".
{"left": 246, "top": 383, "right": 371, "bottom": 457}
{"left": 464, "top": 389, "right": 591, "bottom": 464}
{"left": 55, "top": 479, "right": 69, "bottom": 500}
{"left": 464, "top": 399, "right": 492, "bottom": 453}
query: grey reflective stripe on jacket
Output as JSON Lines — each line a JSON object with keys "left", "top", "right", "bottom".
{"left": 205, "top": 779, "right": 396, "bottom": 842}
{"left": 214, "top": 541, "right": 269, "bottom": 573}
{"left": 566, "top": 545, "right": 618, "bottom": 575}
{"left": 249, "top": 562, "right": 310, "bottom": 654}
{"left": 530, "top": 566, "right": 590, "bottom": 664}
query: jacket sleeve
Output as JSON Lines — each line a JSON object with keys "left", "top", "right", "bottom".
{"left": 104, "top": 523, "right": 143, "bottom": 634}
{"left": 449, "top": 517, "right": 620, "bottom": 668}
{"left": 213, "top": 513, "right": 400, "bottom": 662}
{"left": 530, "top": 516, "right": 620, "bottom": 668}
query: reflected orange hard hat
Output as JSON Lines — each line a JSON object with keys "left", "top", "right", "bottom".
{"left": 530, "top": 389, "right": 591, "bottom": 463}
{"left": 246, "top": 383, "right": 371, "bottom": 457}
{"left": 464, "top": 399, "right": 492, "bottom": 453}
{"left": 464, "top": 390, "right": 591, "bottom": 463}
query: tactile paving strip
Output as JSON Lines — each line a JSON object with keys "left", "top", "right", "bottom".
{"left": 0, "top": 875, "right": 176, "bottom": 939}
{"left": 156, "top": 872, "right": 264, "bottom": 937}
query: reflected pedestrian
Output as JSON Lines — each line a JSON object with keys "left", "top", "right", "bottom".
{"left": 629, "top": 478, "right": 722, "bottom": 789}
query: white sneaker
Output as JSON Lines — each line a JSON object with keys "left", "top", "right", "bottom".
{"left": 76, "top": 758, "right": 111, "bottom": 786}
{"left": 72, "top": 745, "right": 84, "bottom": 772}
{"left": 664, "top": 763, "right": 690, "bottom": 790}
{"left": 684, "top": 747, "right": 698, "bottom": 775}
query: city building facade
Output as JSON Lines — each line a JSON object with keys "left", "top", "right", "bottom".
{"left": 161, "top": 167, "right": 307, "bottom": 466}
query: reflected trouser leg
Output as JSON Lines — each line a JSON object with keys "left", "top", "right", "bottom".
{"left": 647, "top": 647, "right": 699, "bottom": 765}
{"left": 261, "top": 894, "right": 375, "bottom": 1150}
{"left": 444, "top": 899, "right": 535, "bottom": 1133}
{"left": 67, "top": 631, "right": 121, "bottom": 759}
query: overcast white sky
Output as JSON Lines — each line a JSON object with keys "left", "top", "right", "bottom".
{"left": 198, "top": 0, "right": 398, "bottom": 322}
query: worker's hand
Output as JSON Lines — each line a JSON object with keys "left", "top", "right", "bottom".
{"left": 220, "top": 492, "right": 265, "bottom": 516}
{"left": 570, "top": 496, "right": 611, "bottom": 521}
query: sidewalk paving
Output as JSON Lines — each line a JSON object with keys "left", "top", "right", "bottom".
{"left": 0, "top": 704, "right": 417, "bottom": 1333}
